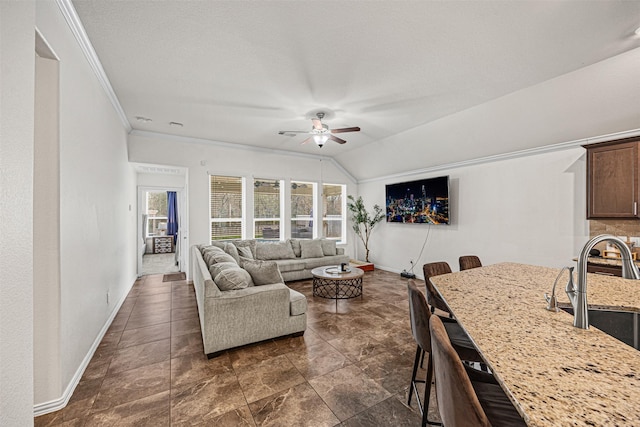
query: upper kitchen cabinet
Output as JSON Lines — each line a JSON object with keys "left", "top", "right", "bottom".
{"left": 585, "top": 137, "right": 640, "bottom": 219}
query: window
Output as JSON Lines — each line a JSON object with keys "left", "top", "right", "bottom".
{"left": 291, "top": 181, "right": 315, "bottom": 239}
{"left": 322, "top": 184, "right": 345, "bottom": 242}
{"left": 254, "top": 178, "right": 282, "bottom": 240}
{"left": 210, "top": 175, "right": 244, "bottom": 241}
{"left": 146, "top": 191, "right": 167, "bottom": 237}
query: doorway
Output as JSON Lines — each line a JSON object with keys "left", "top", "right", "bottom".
{"left": 137, "top": 186, "right": 186, "bottom": 276}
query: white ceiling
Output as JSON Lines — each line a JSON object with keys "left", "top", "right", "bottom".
{"left": 72, "top": 0, "right": 640, "bottom": 163}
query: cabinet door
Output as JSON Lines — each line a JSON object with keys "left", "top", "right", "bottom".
{"left": 587, "top": 140, "right": 640, "bottom": 218}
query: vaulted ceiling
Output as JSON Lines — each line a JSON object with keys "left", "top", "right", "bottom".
{"left": 72, "top": 0, "right": 640, "bottom": 171}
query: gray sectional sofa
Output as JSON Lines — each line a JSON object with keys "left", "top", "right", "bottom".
{"left": 192, "top": 244, "right": 307, "bottom": 357}
{"left": 191, "top": 238, "right": 350, "bottom": 357}
{"left": 263, "top": 238, "right": 350, "bottom": 281}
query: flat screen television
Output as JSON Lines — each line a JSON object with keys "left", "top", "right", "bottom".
{"left": 385, "top": 176, "right": 450, "bottom": 224}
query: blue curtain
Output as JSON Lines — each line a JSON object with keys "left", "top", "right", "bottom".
{"left": 167, "top": 191, "right": 178, "bottom": 244}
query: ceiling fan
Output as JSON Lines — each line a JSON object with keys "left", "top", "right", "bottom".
{"left": 278, "top": 112, "right": 360, "bottom": 147}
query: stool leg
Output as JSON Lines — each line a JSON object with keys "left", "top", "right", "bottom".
{"left": 423, "top": 353, "right": 435, "bottom": 427}
{"left": 408, "top": 345, "right": 421, "bottom": 407}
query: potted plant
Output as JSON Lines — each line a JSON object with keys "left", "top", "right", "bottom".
{"left": 347, "top": 195, "right": 385, "bottom": 263}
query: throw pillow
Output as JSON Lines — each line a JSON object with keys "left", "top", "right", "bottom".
{"left": 208, "top": 252, "right": 237, "bottom": 266}
{"left": 200, "top": 245, "right": 225, "bottom": 256}
{"left": 237, "top": 246, "right": 253, "bottom": 259}
{"left": 232, "top": 240, "right": 257, "bottom": 259}
{"left": 209, "top": 261, "right": 238, "bottom": 279}
{"left": 223, "top": 242, "right": 240, "bottom": 264}
{"left": 320, "top": 239, "right": 337, "bottom": 256}
{"left": 300, "top": 239, "right": 324, "bottom": 259}
{"left": 214, "top": 267, "right": 254, "bottom": 291}
{"left": 255, "top": 241, "right": 296, "bottom": 260}
{"left": 241, "top": 259, "right": 284, "bottom": 286}
{"left": 288, "top": 239, "right": 302, "bottom": 257}
{"left": 203, "top": 249, "right": 229, "bottom": 267}
{"left": 208, "top": 241, "right": 227, "bottom": 250}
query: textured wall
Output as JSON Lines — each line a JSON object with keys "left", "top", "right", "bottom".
{"left": 0, "top": 1, "right": 36, "bottom": 425}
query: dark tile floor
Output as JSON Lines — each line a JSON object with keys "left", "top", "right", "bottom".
{"left": 35, "top": 269, "right": 440, "bottom": 426}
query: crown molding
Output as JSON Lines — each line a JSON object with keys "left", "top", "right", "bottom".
{"left": 129, "top": 130, "right": 358, "bottom": 184}
{"left": 55, "top": 0, "right": 132, "bottom": 132}
{"left": 359, "top": 128, "right": 640, "bottom": 184}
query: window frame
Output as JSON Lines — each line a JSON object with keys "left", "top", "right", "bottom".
{"left": 253, "top": 178, "right": 284, "bottom": 240}
{"left": 322, "top": 183, "right": 347, "bottom": 244}
{"left": 209, "top": 175, "right": 246, "bottom": 242}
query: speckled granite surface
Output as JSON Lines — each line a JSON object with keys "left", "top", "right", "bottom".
{"left": 431, "top": 263, "right": 640, "bottom": 426}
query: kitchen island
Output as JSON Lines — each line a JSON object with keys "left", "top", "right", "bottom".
{"left": 431, "top": 262, "right": 640, "bottom": 426}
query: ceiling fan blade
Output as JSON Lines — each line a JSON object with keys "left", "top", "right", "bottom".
{"left": 312, "top": 118, "right": 323, "bottom": 130}
{"left": 330, "top": 127, "right": 360, "bottom": 133}
{"left": 300, "top": 137, "right": 313, "bottom": 145}
{"left": 329, "top": 135, "right": 347, "bottom": 144}
{"left": 279, "top": 130, "right": 309, "bottom": 135}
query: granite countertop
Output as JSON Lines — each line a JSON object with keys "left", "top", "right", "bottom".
{"left": 431, "top": 263, "right": 640, "bottom": 426}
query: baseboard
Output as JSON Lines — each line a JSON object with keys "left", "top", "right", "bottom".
{"left": 33, "top": 274, "right": 137, "bottom": 416}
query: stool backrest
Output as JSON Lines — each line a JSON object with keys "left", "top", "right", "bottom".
{"left": 407, "top": 280, "right": 432, "bottom": 353}
{"left": 423, "top": 262, "right": 452, "bottom": 313}
{"left": 430, "top": 315, "right": 491, "bottom": 427}
{"left": 459, "top": 255, "right": 482, "bottom": 271}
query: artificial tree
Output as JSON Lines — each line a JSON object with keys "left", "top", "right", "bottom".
{"left": 346, "top": 195, "right": 385, "bottom": 262}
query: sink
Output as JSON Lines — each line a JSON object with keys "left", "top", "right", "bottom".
{"left": 560, "top": 307, "right": 639, "bottom": 349}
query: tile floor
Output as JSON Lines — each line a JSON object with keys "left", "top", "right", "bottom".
{"left": 35, "top": 269, "right": 440, "bottom": 426}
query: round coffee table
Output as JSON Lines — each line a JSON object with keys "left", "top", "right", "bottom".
{"left": 311, "top": 265, "right": 364, "bottom": 311}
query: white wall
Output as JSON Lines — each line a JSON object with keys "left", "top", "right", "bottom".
{"left": 0, "top": 1, "right": 36, "bottom": 425}
{"left": 128, "top": 132, "right": 358, "bottom": 273}
{"left": 34, "top": 51, "right": 62, "bottom": 404}
{"left": 359, "top": 147, "right": 589, "bottom": 276}
{"left": 33, "top": 0, "right": 137, "bottom": 409}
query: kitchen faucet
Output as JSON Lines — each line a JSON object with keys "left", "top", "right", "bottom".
{"left": 568, "top": 234, "right": 640, "bottom": 329}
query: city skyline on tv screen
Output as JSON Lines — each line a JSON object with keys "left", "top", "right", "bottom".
{"left": 385, "top": 176, "right": 449, "bottom": 224}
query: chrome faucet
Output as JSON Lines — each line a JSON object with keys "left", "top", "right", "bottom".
{"left": 570, "top": 234, "right": 640, "bottom": 329}
{"left": 546, "top": 266, "right": 574, "bottom": 312}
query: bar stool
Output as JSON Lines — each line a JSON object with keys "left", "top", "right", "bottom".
{"left": 459, "top": 255, "right": 482, "bottom": 271}
{"left": 423, "top": 262, "right": 454, "bottom": 317}
{"left": 430, "top": 315, "right": 526, "bottom": 427}
{"left": 406, "top": 280, "right": 484, "bottom": 426}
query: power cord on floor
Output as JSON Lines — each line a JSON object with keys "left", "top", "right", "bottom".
{"left": 401, "top": 224, "right": 431, "bottom": 279}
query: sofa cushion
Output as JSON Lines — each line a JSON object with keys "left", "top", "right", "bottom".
{"left": 273, "top": 259, "right": 306, "bottom": 273}
{"left": 321, "top": 239, "right": 337, "bottom": 256}
{"left": 288, "top": 239, "right": 302, "bottom": 257}
{"left": 303, "top": 255, "right": 350, "bottom": 270}
{"left": 204, "top": 251, "right": 237, "bottom": 267}
{"left": 256, "top": 241, "right": 296, "bottom": 260}
{"left": 209, "top": 261, "right": 238, "bottom": 279}
{"left": 232, "top": 240, "right": 257, "bottom": 259}
{"left": 289, "top": 289, "right": 307, "bottom": 316}
{"left": 300, "top": 239, "right": 324, "bottom": 259}
{"left": 241, "top": 259, "right": 285, "bottom": 286}
{"left": 214, "top": 267, "right": 254, "bottom": 291}
{"left": 223, "top": 243, "right": 240, "bottom": 263}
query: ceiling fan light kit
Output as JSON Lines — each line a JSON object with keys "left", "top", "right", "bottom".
{"left": 278, "top": 112, "right": 360, "bottom": 148}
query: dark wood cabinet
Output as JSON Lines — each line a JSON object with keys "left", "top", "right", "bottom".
{"left": 585, "top": 137, "right": 640, "bottom": 219}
